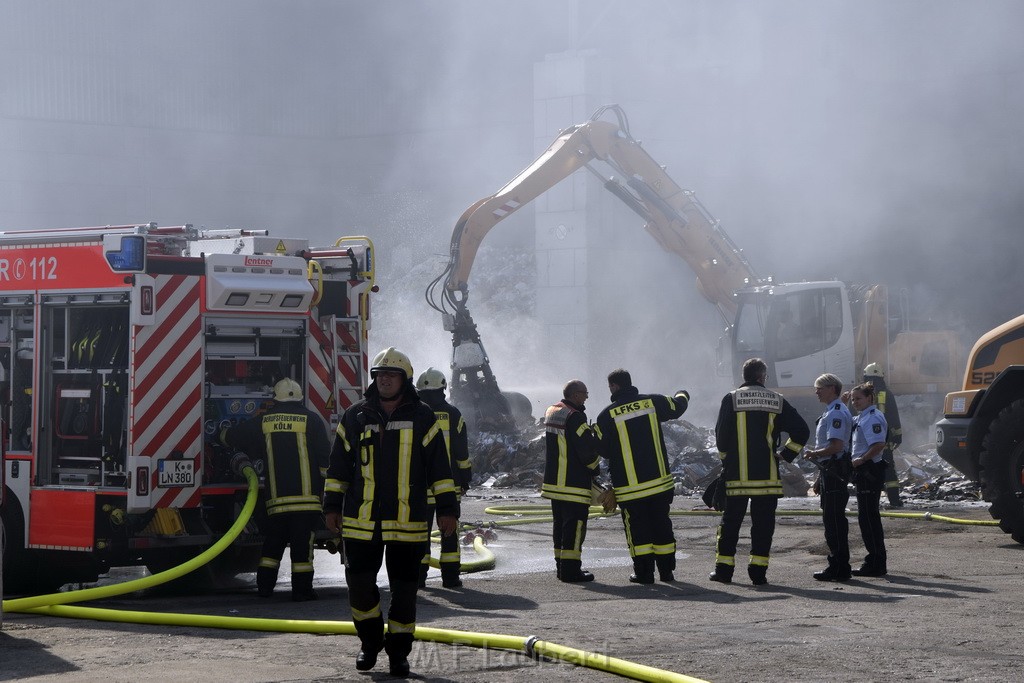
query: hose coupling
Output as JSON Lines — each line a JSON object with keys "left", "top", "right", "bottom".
{"left": 230, "top": 451, "right": 253, "bottom": 476}
{"left": 524, "top": 635, "right": 540, "bottom": 660}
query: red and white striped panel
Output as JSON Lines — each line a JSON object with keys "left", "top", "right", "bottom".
{"left": 130, "top": 274, "right": 204, "bottom": 510}
{"left": 335, "top": 319, "right": 363, "bottom": 411}
{"left": 306, "top": 319, "right": 335, "bottom": 425}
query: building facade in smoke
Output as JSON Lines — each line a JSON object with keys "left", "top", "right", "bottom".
{"left": 2, "top": 1, "right": 1023, "bottom": 394}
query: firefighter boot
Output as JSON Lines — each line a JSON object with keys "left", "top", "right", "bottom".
{"left": 384, "top": 632, "right": 413, "bottom": 678}
{"left": 709, "top": 563, "right": 734, "bottom": 584}
{"left": 656, "top": 555, "right": 676, "bottom": 583}
{"left": 748, "top": 564, "right": 768, "bottom": 586}
{"left": 291, "top": 572, "right": 317, "bottom": 602}
{"left": 887, "top": 488, "right": 904, "bottom": 508}
{"left": 628, "top": 557, "right": 655, "bottom": 584}
{"left": 441, "top": 562, "right": 463, "bottom": 588}
{"left": 558, "top": 559, "right": 595, "bottom": 583}
{"left": 354, "top": 617, "right": 385, "bottom": 671}
{"left": 256, "top": 566, "right": 277, "bottom": 598}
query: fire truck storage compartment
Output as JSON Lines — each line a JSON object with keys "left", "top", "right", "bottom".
{"left": 203, "top": 316, "right": 306, "bottom": 461}
{"left": 40, "top": 295, "right": 130, "bottom": 487}
{"left": 0, "top": 302, "right": 36, "bottom": 455}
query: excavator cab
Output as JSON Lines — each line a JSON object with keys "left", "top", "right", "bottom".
{"left": 732, "top": 282, "right": 856, "bottom": 416}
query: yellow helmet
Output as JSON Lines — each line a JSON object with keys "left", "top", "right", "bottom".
{"left": 371, "top": 347, "right": 413, "bottom": 381}
{"left": 273, "top": 378, "right": 303, "bottom": 402}
{"left": 416, "top": 367, "right": 447, "bottom": 391}
{"left": 863, "top": 362, "right": 884, "bottom": 379}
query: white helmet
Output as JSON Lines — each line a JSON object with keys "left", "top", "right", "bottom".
{"left": 371, "top": 347, "right": 413, "bottom": 381}
{"left": 273, "top": 378, "right": 303, "bottom": 402}
{"left": 416, "top": 367, "right": 447, "bottom": 391}
{"left": 863, "top": 362, "right": 884, "bottom": 379}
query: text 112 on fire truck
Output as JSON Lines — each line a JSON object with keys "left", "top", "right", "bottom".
{"left": 0, "top": 223, "right": 377, "bottom": 594}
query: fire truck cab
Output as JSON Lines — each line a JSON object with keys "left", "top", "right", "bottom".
{"left": 0, "top": 223, "right": 376, "bottom": 594}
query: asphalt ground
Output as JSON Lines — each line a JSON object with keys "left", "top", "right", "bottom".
{"left": 2, "top": 489, "right": 1022, "bottom": 682}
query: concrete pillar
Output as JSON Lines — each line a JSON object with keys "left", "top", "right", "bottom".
{"left": 532, "top": 50, "right": 610, "bottom": 376}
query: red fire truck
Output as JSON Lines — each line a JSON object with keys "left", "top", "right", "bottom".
{"left": 0, "top": 223, "right": 376, "bottom": 593}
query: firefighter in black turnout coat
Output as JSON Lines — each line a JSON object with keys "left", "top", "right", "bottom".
{"left": 709, "top": 358, "right": 809, "bottom": 586}
{"left": 415, "top": 367, "right": 472, "bottom": 589}
{"left": 220, "top": 377, "right": 331, "bottom": 601}
{"left": 324, "top": 348, "right": 459, "bottom": 678}
{"left": 541, "top": 379, "right": 602, "bottom": 583}
{"left": 594, "top": 369, "right": 690, "bottom": 584}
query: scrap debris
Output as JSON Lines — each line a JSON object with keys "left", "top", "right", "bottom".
{"left": 467, "top": 419, "right": 978, "bottom": 504}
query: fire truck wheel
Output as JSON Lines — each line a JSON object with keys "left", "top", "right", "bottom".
{"left": 979, "top": 399, "right": 1024, "bottom": 544}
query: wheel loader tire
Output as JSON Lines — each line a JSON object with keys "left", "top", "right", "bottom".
{"left": 978, "top": 399, "right": 1024, "bottom": 544}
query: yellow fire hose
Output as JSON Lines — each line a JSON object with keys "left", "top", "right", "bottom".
{"left": 483, "top": 503, "right": 1001, "bottom": 527}
{"left": 3, "top": 464, "right": 709, "bottom": 683}
{"left": 3, "top": 464, "right": 262, "bottom": 614}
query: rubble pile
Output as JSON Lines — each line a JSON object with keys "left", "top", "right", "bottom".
{"left": 895, "top": 447, "right": 982, "bottom": 502}
{"left": 467, "top": 419, "right": 977, "bottom": 504}
{"left": 469, "top": 419, "right": 819, "bottom": 497}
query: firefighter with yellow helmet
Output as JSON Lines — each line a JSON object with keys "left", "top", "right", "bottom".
{"left": 220, "top": 377, "right": 331, "bottom": 602}
{"left": 415, "top": 367, "right": 472, "bottom": 588}
{"left": 324, "top": 348, "right": 459, "bottom": 678}
{"left": 863, "top": 362, "right": 904, "bottom": 507}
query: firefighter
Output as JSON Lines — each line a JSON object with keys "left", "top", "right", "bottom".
{"left": 594, "top": 369, "right": 689, "bottom": 584}
{"left": 863, "top": 362, "right": 904, "bottom": 507}
{"left": 541, "top": 379, "right": 602, "bottom": 583}
{"left": 324, "top": 348, "right": 459, "bottom": 678}
{"left": 849, "top": 381, "right": 889, "bottom": 577}
{"left": 219, "top": 377, "right": 331, "bottom": 602}
{"left": 805, "top": 373, "right": 855, "bottom": 582}
{"left": 415, "top": 367, "right": 472, "bottom": 589}
{"left": 709, "top": 358, "right": 809, "bottom": 586}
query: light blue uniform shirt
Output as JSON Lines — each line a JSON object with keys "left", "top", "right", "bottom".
{"left": 852, "top": 406, "right": 888, "bottom": 462}
{"left": 814, "top": 398, "right": 852, "bottom": 461}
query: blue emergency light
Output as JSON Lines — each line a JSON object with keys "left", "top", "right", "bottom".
{"left": 104, "top": 234, "right": 147, "bottom": 272}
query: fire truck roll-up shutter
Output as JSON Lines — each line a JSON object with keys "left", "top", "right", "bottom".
{"left": 205, "top": 253, "right": 314, "bottom": 313}
{"left": 128, "top": 274, "right": 204, "bottom": 513}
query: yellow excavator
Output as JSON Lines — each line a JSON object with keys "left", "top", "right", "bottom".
{"left": 427, "top": 104, "right": 963, "bottom": 430}
{"left": 936, "top": 314, "right": 1024, "bottom": 543}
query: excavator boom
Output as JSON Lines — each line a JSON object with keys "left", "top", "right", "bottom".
{"left": 427, "top": 105, "right": 760, "bottom": 432}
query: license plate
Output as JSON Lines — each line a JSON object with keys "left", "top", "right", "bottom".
{"left": 157, "top": 459, "right": 195, "bottom": 488}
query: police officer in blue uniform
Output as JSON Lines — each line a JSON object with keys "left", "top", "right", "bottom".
{"left": 849, "top": 381, "right": 889, "bottom": 576}
{"left": 863, "top": 362, "right": 904, "bottom": 507}
{"left": 804, "top": 373, "right": 854, "bottom": 582}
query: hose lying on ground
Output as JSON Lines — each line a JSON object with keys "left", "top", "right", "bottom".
{"left": 3, "top": 465, "right": 708, "bottom": 683}
{"left": 482, "top": 503, "right": 1001, "bottom": 527}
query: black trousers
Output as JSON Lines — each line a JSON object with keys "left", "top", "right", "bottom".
{"left": 715, "top": 494, "right": 778, "bottom": 568}
{"left": 619, "top": 491, "right": 675, "bottom": 577}
{"left": 344, "top": 536, "right": 425, "bottom": 658}
{"left": 551, "top": 499, "right": 590, "bottom": 573}
{"left": 854, "top": 460, "right": 888, "bottom": 569}
{"left": 819, "top": 465, "right": 851, "bottom": 571}
{"left": 882, "top": 447, "right": 901, "bottom": 500}
{"left": 258, "top": 511, "right": 318, "bottom": 593}
{"left": 422, "top": 503, "right": 461, "bottom": 581}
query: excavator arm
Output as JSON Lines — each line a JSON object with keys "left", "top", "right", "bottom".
{"left": 427, "top": 104, "right": 761, "bottom": 432}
